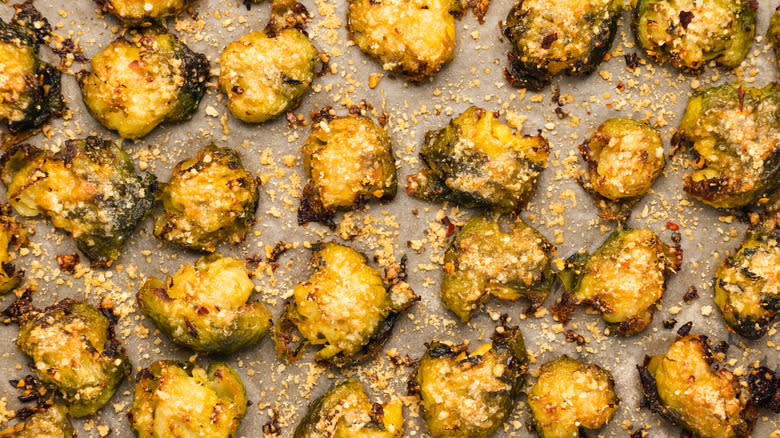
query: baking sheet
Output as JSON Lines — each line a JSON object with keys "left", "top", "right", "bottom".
{"left": 0, "top": 0, "right": 778, "bottom": 436}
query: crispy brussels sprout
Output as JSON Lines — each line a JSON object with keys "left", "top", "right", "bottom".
{"left": 632, "top": 0, "right": 756, "bottom": 71}
{"left": 638, "top": 334, "right": 757, "bottom": 438}
{"left": 129, "top": 360, "right": 247, "bottom": 438}
{"left": 294, "top": 379, "right": 404, "bottom": 438}
{"left": 154, "top": 145, "right": 259, "bottom": 252}
{"left": 770, "top": 8, "right": 780, "bottom": 69}
{"left": 412, "top": 326, "right": 528, "bottom": 438}
{"left": 137, "top": 253, "right": 272, "bottom": 354}
{"left": 0, "top": 404, "right": 75, "bottom": 438}
{"left": 528, "top": 357, "right": 619, "bottom": 438}
{"left": 219, "top": 1, "right": 319, "bottom": 124}
{"left": 0, "top": 5, "right": 63, "bottom": 134}
{"left": 714, "top": 228, "right": 780, "bottom": 340}
{"left": 407, "top": 106, "right": 549, "bottom": 213}
{"left": 0, "top": 138, "right": 156, "bottom": 267}
{"left": 275, "top": 242, "right": 418, "bottom": 365}
{"left": 675, "top": 83, "right": 780, "bottom": 210}
{"left": 298, "top": 112, "right": 397, "bottom": 226}
{"left": 0, "top": 205, "right": 26, "bottom": 295}
{"left": 94, "top": 0, "right": 194, "bottom": 23}
{"left": 503, "top": 0, "right": 622, "bottom": 90}
{"left": 11, "top": 297, "right": 130, "bottom": 417}
{"left": 77, "top": 26, "right": 208, "bottom": 140}
{"left": 578, "top": 118, "right": 666, "bottom": 221}
{"left": 441, "top": 216, "right": 553, "bottom": 322}
{"left": 347, "top": 0, "right": 462, "bottom": 82}
{"left": 554, "top": 226, "right": 682, "bottom": 335}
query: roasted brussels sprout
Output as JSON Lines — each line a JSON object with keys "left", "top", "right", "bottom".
{"left": 347, "top": 0, "right": 462, "bottom": 82}
{"left": 298, "top": 112, "right": 397, "bottom": 226}
{"left": 411, "top": 325, "right": 528, "bottom": 438}
{"left": 9, "top": 296, "right": 130, "bottom": 417}
{"left": 528, "top": 357, "right": 619, "bottom": 438}
{"left": 219, "top": 0, "right": 319, "bottom": 124}
{"left": 274, "top": 242, "right": 418, "bottom": 365}
{"left": 0, "top": 404, "right": 75, "bottom": 438}
{"left": 137, "top": 253, "right": 272, "bottom": 354}
{"left": 0, "top": 138, "right": 156, "bottom": 267}
{"left": 0, "top": 4, "right": 63, "bottom": 134}
{"left": 77, "top": 26, "right": 208, "bottom": 140}
{"left": 714, "top": 227, "right": 780, "bottom": 340}
{"left": 770, "top": 8, "right": 780, "bottom": 69}
{"left": 129, "top": 360, "right": 247, "bottom": 438}
{"left": 503, "top": 0, "right": 622, "bottom": 90}
{"left": 94, "top": 0, "right": 194, "bottom": 23}
{"left": 675, "top": 83, "right": 780, "bottom": 210}
{"left": 638, "top": 334, "right": 757, "bottom": 438}
{"left": 631, "top": 0, "right": 756, "bottom": 71}
{"left": 294, "top": 379, "right": 404, "bottom": 438}
{"left": 578, "top": 118, "right": 666, "bottom": 221}
{"left": 154, "top": 145, "right": 259, "bottom": 252}
{"left": 0, "top": 204, "right": 27, "bottom": 295}
{"left": 554, "top": 226, "right": 682, "bottom": 335}
{"left": 441, "top": 216, "right": 553, "bottom": 322}
{"left": 406, "top": 106, "right": 549, "bottom": 213}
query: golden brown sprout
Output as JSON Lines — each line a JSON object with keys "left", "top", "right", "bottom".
{"left": 299, "top": 111, "right": 397, "bottom": 226}
{"left": 129, "top": 360, "right": 247, "bottom": 438}
{"left": 554, "top": 226, "right": 682, "bottom": 335}
{"left": 412, "top": 326, "right": 528, "bottom": 438}
{"left": 77, "top": 26, "right": 209, "bottom": 140}
{"left": 274, "top": 242, "right": 417, "bottom": 365}
{"left": 0, "top": 138, "right": 156, "bottom": 267}
{"left": 578, "top": 118, "right": 665, "bottom": 221}
{"left": 528, "top": 357, "right": 619, "bottom": 438}
{"left": 441, "top": 216, "right": 554, "bottom": 322}
{"left": 94, "top": 0, "right": 194, "bottom": 23}
{"left": 154, "top": 145, "right": 260, "bottom": 252}
{"left": 407, "top": 106, "right": 549, "bottom": 213}
{"left": 503, "top": 0, "right": 623, "bottom": 90}
{"left": 294, "top": 379, "right": 404, "bottom": 438}
{"left": 632, "top": 0, "right": 756, "bottom": 71}
{"left": 137, "top": 253, "right": 272, "bottom": 354}
{"left": 347, "top": 0, "right": 462, "bottom": 81}
{"left": 715, "top": 227, "right": 780, "bottom": 340}
{"left": 0, "top": 405, "right": 74, "bottom": 438}
{"left": 638, "top": 334, "right": 757, "bottom": 438}
{"left": 0, "top": 204, "right": 26, "bottom": 295}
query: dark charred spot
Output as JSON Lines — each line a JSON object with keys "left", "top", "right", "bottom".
{"left": 541, "top": 33, "right": 558, "bottom": 50}
{"left": 624, "top": 53, "right": 641, "bottom": 70}
{"left": 55, "top": 253, "right": 80, "bottom": 275}
{"left": 663, "top": 319, "right": 677, "bottom": 329}
{"left": 748, "top": 366, "right": 780, "bottom": 413}
{"left": 678, "top": 11, "right": 694, "bottom": 29}
{"left": 563, "top": 329, "right": 586, "bottom": 345}
{"left": 682, "top": 286, "right": 699, "bottom": 303}
{"left": 262, "top": 409, "right": 282, "bottom": 436}
{"left": 677, "top": 321, "right": 693, "bottom": 336}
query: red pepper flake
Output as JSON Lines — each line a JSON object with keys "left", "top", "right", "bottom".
{"left": 665, "top": 221, "right": 679, "bottom": 231}
{"left": 738, "top": 85, "right": 745, "bottom": 111}
{"left": 195, "top": 306, "right": 209, "bottom": 315}
{"left": 541, "top": 33, "right": 558, "bottom": 50}
{"left": 678, "top": 10, "right": 694, "bottom": 29}
{"left": 441, "top": 216, "right": 456, "bottom": 237}
{"left": 128, "top": 60, "right": 139, "bottom": 69}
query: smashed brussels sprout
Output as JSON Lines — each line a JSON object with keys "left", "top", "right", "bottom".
{"left": 294, "top": 379, "right": 404, "bottom": 438}
{"left": 0, "top": 404, "right": 75, "bottom": 438}
{"left": 638, "top": 334, "right": 757, "bottom": 438}
{"left": 0, "top": 5, "right": 63, "bottom": 134}
{"left": 412, "top": 326, "right": 528, "bottom": 438}
{"left": 154, "top": 145, "right": 259, "bottom": 252}
{"left": 275, "top": 242, "right": 418, "bottom": 365}
{"left": 676, "top": 83, "right": 780, "bottom": 210}
{"left": 503, "top": 0, "right": 622, "bottom": 90}
{"left": 10, "top": 296, "right": 130, "bottom": 417}
{"left": 578, "top": 118, "right": 665, "bottom": 221}
{"left": 347, "top": 0, "right": 461, "bottom": 81}
{"left": 528, "top": 357, "right": 619, "bottom": 438}
{"left": 129, "top": 360, "right": 247, "bottom": 438}
{"left": 715, "top": 227, "right": 780, "bottom": 340}
{"left": 407, "top": 106, "right": 549, "bottom": 213}
{"left": 632, "top": 0, "right": 756, "bottom": 71}
{"left": 78, "top": 26, "right": 209, "bottom": 140}
{"left": 94, "top": 0, "right": 194, "bottom": 23}
{"left": 442, "top": 216, "right": 553, "bottom": 322}
{"left": 0, "top": 138, "right": 156, "bottom": 267}
{"left": 770, "top": 8, "right": 780, "bottom": 69}
{"left": 219, "top": 1, "right": 319, "bottom": 124}
{"left": 137, "top": 253, "right": 272, "bottom": 354}
{"left": 298, "top": 112, "right": 397, "bottom": 226}
{"left": 0, "top": 205, "right": 26, "bottom": 295}
{"left": 555, "top": 226, "right": 682, "bottom": 335}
